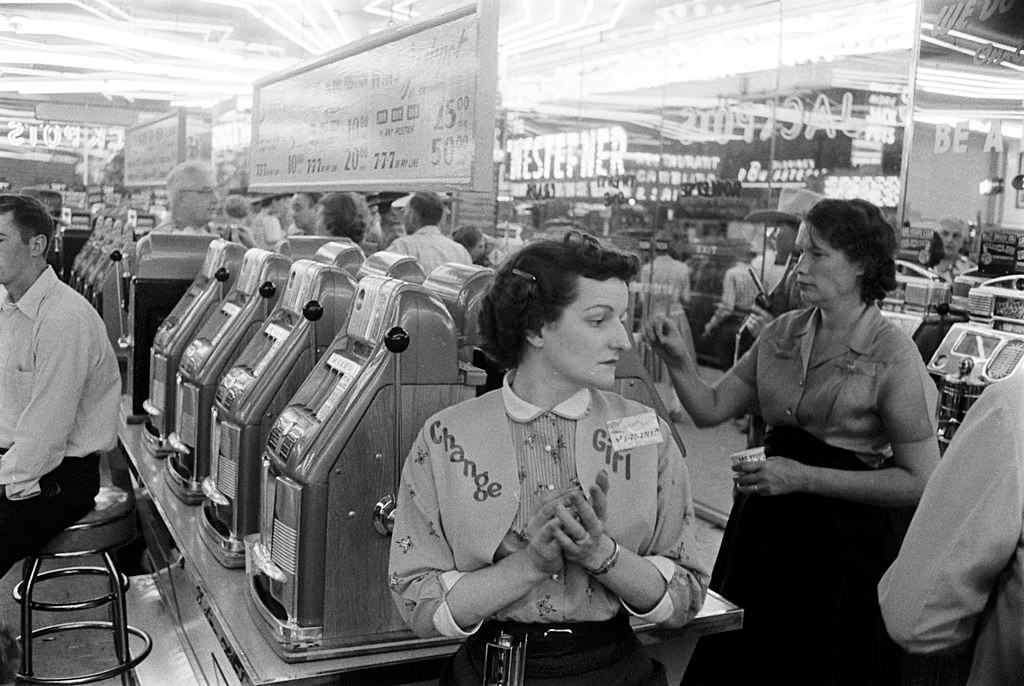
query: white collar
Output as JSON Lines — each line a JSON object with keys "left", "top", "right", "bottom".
{"left": 501, "top": 371, "right": 591, "bottom": 422}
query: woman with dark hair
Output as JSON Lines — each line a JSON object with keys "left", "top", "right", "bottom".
{"left": 645, "top": 198, "right": 939, "bottom": 686}
{"left": 317, "top": 191, "right": 370, "bottom": 244}
{"left": 389, "top": 232, "right": 709, "bottom": 686}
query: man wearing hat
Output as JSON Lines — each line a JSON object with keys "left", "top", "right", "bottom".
{"left": 387, "top": 191, "right": 471, "bottom": 274}
{"left": 366, "top": 192, "right": 407, "bottom": 252}
{"left": 745, "top": 187, "right": 826, "bottom": 334}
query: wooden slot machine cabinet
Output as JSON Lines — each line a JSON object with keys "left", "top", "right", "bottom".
{"left": 141, "top": 239, "right": 246, "bottom": 454}
{"left": 246, "top": 274, "right": 478, "bottom": 660}
{"left": 166, "top": 248, "right": 292, "bottom": 504}
{"left": 198, "top": 258, "right": 358, "bottom": 562}
{"left": 928, "top": 274, "right": 1024, "bottom": 452}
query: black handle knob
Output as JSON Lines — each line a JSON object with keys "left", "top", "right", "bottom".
{"left": 215, "top": 267, "right": 230, "bottom": 282}
{"left": 302, "top": 300, "right": 324, "bottom": 321}
{"left": 258, "top": 281, "right": 276, "bottom": 299}
{"left": 384, "top": 326, "right": 410, "bottom": 354}
{"left": 110, "top": 250, "right": 122, "bottom": 262}
{"left": 1016, "top": 278, "right": 1024, "bottom": 291}
{"left": 936, "top": 302, "right": 950, "bottom": 317}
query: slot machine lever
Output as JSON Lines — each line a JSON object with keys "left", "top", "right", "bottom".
{"left": 374, "top": 326, "right": 410, "bottom": 536}
{"left": 110, "top": 249, "right": 130, "bottom": 350}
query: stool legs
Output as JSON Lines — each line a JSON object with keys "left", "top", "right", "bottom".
{"left": 19, "top": 556, "right": 42, "bottom": 678}
{"left": 101, "top": 552, "right": 129, "bottom": 665}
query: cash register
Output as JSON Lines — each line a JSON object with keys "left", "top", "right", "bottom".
{"left": 164, "top": 248, "right": 291, "bottom": 503}
{"left": 246, "top": 274, "right": 477, "bottom": 659}
{"left": 198, "top": 259, "right": 357, "bottom": 561}
{"left": 142, "top": 239, "right": 246, "bottom": 452}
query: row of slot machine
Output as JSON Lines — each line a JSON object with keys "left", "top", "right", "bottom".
{"left": 885, "top": 227, "right": 1024, "bottom": 453}
{"left": 66, "top": 230, "right": 682, "bottom": 662}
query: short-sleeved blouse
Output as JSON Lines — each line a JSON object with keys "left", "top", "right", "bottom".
{"left": 732, "top": 305, "right": 938, "bottom": 466}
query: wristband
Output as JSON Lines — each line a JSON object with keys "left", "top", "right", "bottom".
{"left": 584, "top": 537, "right": 620, "bottom": 576}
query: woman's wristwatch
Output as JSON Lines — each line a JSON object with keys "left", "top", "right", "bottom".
{"left": 584, "top": 537, "right": 620, "bottom": 576}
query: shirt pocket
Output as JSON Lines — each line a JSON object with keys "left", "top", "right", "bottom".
{"left": 825, "top": 356, "right": 878, "bottom": 424}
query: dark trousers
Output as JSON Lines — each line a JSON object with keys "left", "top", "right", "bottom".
{"left": 0, "top": 453, "right": 100, "bottom": 581}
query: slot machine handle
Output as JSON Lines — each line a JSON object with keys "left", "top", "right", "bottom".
{"left": 302, "top": 300, "right": 323, "bottom": 322}
{"left": 374, "top": 326, "right": 410, "bottom": 537}
{"left": 258, "top": 281, "right": 276, "bottom": 299}
{"left": 215, "top": 267, "right": 230, "bottom": 282}
{"left": 110, "top": 250, "right": 129, "bottom": 350}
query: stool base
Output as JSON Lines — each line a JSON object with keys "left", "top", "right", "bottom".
{"left": 16, "top": 620, "right": 152, "bottom": 685}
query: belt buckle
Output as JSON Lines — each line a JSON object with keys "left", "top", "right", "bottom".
{"left": 483, "top": 631, "right": 527, "bottom": 686}
{"left": 542, "top": 627, "right": 573, "bottom": 638}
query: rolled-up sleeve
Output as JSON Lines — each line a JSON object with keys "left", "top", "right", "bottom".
{"left": 388, "top": 429, "right": 463, "bottom": 638}
{"left": 879, "top": 385, "right": 1023, "bottom": 653}
{"left": 629, "top": 418, "right": 710, "bottom": 628}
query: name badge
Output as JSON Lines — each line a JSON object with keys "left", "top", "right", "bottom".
{"left": 606, "top": 411, "right": 664, "bottom": 452}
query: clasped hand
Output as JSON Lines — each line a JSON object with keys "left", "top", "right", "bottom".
{"left": 523, "top": 471, "right": 611, "bottom": 576}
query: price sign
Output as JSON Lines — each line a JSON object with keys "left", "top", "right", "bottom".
{"left": 124, "top": 111, "right": 184, "bottom": 188}
{"left": 249, "top": 2, "right": 497, "bottom": 193}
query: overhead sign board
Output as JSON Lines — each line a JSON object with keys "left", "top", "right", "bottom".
{"left": 249, "top": 2, "right": 497, "bottom": 193}
{"left": 124, "top": 110, "right": 211, "bottom": 188}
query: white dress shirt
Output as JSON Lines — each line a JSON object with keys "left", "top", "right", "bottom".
{"left": 387, "top": 225, "right": 472, "bottom": 276}
{"left": 0, "top": 267, "right": 120, "bottom": 499}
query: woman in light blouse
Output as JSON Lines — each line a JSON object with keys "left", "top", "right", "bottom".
{"left": 389, "top": 232, "right": 709, "bottom": 685}
{"left": 645, "top": 198, "right": 940, "bottom": 686}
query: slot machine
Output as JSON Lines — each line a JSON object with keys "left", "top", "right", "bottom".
{"left": 142, "top": 240, "right": 246, "bottom": 452}
{"left": 70, "top": 215, "right": 109, "bottom": 293}
{"left": 881, "top": 260, "right": 961, "bottom": 361}
{"left": 127, "top": 233, "right": 217, "bottom": 419}
{"left": 310, "top": 240, "right": 365, "bottom": 277}
{"left": 928, "top": 275, "right": 1024, "bottom": 450}
{"left": 163, "top": 249, "right": 291, "bottom": 503}
{"left": 97, "top": 222, "right": 136, "bottom": 358}
{"left": 245, "top": 275, "right": 477, "bottom": 659}
{"left": 275, "top": 236, "right": 348, "bottom": 262}
{"left": 355, "top": 250, "right": 426, "bottom": 284}
{"left": 197, "top": 260, "right": 357, "bottom": 556}
{"left": 80, "top": 217, "right": 119, "bottom": 301}
{"left": 55, "top": 210, "right": 93, "bottom": 283}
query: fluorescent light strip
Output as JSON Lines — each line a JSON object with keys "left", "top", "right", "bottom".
{"left": 0, "top": 48, "right": 266, "bottom": 82}
{"left": 500, "top": 0, "right": 563, "bottom": 46}
{"left": 920, "top": 34, "right": 1024, "bottom": 73}
{"left": 506, "top": 0, "right": 634, "bottom": 57}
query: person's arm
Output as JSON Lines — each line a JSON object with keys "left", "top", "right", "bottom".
{"left": 736, "top": 436, "right": 937, "bottom": 506}
{"left": 879, "top": 383, "right": 1023, "bottom": 653}
{"left": 389, "top": 431, "right": 563, "bottom": 637}
{"left": 0, "top": 304, "right": 111, "bottom": 497}
{"left": 643, "top": 316, "right": 756, "bottom": 426}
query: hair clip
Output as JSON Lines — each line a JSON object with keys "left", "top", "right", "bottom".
{"left": 512, "top": 268, "right": 536, "bottom": 282}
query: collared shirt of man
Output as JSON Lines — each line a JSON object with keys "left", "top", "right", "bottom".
{"left": 879, "top": 370, "right": 1024, "bottom": 685}
{"left": 388, "top": 225, "right": 472, "bottom": 276}
{"left": 0, "top": 266, "right": 120, "bottom": 498}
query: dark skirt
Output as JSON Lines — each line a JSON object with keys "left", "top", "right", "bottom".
{"left": 681, "top": 426, "right": 905, "bottom": 686}
{"left": 440, "top": 614, "right": 668, "bottom": 686}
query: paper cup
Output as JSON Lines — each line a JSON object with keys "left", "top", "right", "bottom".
{"left": 731, "top": 447, "right": 766, "bottom": 465}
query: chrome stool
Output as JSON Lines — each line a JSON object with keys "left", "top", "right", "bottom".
{"left": 12, "top": 485, "right": 152, "bottom": 684}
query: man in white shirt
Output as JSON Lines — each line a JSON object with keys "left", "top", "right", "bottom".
{"left": 153, "top": 160, "right": 219, "bottom": 234}
{"left": 388, "top": 192, "right": 471, "bottom": 275}
{"left": 0, "top": 194, "right": 120, "bottom": 580}
{"left": 879, "top": 370, "right": 1024, "bottom": 685}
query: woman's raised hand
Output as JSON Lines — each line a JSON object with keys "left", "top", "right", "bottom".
{"left": 643, "top": 315, "right": 694, "bottom": 369}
